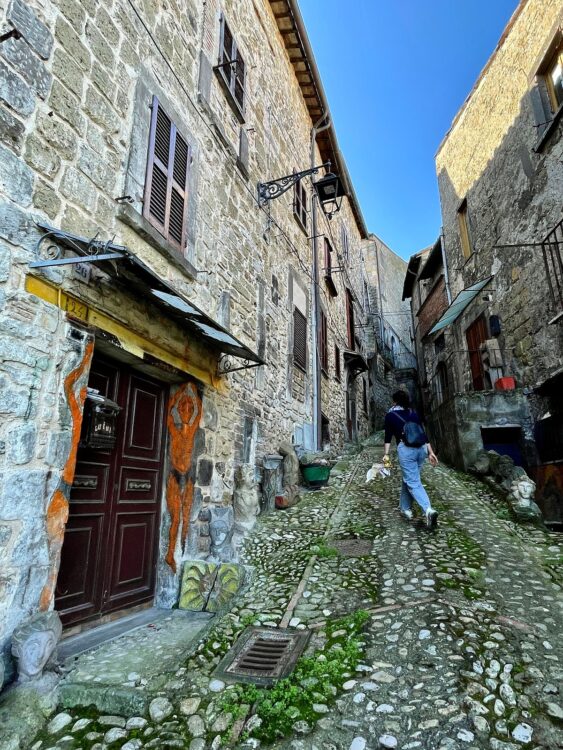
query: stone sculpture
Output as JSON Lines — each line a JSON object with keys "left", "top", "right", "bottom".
{"left": 11, "top": 611, "right": 62, "bottom": 682}
{"left": 209, "top": 506, "right": 235, "bottom": 560}
{"left": 278, "top": 442, "right": 300, "bottom": 486}
{"left": 509, "top": 476, "right": 542, "bottom": 521}
{"left": 233, "top": 464, "right": 260, "bottom": 531}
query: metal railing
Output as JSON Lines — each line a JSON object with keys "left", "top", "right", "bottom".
{"left": 542, "top": 219, "right": 563, "bottom": 316}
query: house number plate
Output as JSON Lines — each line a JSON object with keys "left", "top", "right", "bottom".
{"left": 126, "top": 479, "right": 152, "bottom": 492}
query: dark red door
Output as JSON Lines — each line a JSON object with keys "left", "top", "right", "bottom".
{"left": 465, "top": 315, "right": 488, "bottom": 391}
{"left": 56, "top": 356, "right": 167, "bottom": 626}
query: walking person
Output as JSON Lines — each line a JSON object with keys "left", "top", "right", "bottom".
{"left": 383, "top": 390, "right": 439, "bottom": 529}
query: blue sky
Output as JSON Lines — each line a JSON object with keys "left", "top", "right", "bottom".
{"left": 298, "top": 0, "right": 519, "bottom": 259}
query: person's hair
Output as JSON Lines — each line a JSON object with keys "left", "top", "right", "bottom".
{"left": 392, "top": 390, "right": 410, "bottom": 409}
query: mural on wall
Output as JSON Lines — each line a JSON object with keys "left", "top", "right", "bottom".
{"left": 165, "top": 381, "right": 202, "bottom": 573}
{"left": 39, "top": 340, "right": 94, "bottom": 611}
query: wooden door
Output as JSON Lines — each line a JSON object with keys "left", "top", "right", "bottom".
{"left": 56, "top": 357, "right": 167, "bottom": 626}
{"left": 465, "top": 315, "right": 488, "bottom": 391}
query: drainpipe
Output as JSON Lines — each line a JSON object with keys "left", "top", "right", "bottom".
{"left": 440, "top": 227, "right": 452, "bottom": 305}
{"left": 311, "top": 113, "right": 331, "bottom": 450}
{"left": 374, "top": 237, "right": 385, "bottom": 344}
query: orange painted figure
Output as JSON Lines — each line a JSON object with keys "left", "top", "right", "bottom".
{"left": 40, "top": 341, "right": 94, "bottom": 611}
{"left": 165, "top": 382, "right": 202, "bottom": 573}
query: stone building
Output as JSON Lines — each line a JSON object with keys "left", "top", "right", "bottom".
{"left": 0, "top": 0, "right": 398, "bottom": 681}
{"left": 404, "top": 0, "right": 563, "bottom": 524}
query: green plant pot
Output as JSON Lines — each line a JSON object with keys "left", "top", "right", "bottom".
{"left": 301, "top": 463, "right": 331, "bottom": 488}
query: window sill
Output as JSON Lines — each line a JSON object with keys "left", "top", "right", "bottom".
{"left": 117, "top": 203, "right": 198, "bottom": 282}
{"left": 293, "top": 361, "right": 307, "bottom": 374}
{"left": 214, "top": 67, "right": 245, "bottom": 124}
{"left": 321, "top": 368, "right": 329, "bottom": 378}
{"left": 534, "top": 103, "right": 563, "bottom": 153}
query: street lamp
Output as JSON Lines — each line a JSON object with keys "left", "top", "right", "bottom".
{"left": 313, "top": 171, "right": 345, "bottom": 219}
{"left": 257, "top": 161, "right": 344, "bottom": 220}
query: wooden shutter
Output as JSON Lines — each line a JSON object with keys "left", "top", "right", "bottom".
{"left": 346, "top": 289, "right": 355, "bottom": 350}
{"left": 320, "top": 309, "right": 328, "bottom": 373}
{"left": 144, "top": 97, "right": 189, "bottom": 252}
{"left": 234, "top": 49, "right": 245, "bottom": 110}
{"left": 219, "top": 16, "right": 245, "bottom": 116}
{"left": 294, "top": 180, "right": 307, "bottom": 230}
{"left": 465, "top": 315, "right": 488, "bottom": 391}
{"left": 293, "top": 308, "right": 307, "bottom": 370}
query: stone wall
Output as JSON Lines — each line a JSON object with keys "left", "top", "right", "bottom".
{"left": 0, "top": 0, "right": 380, "bottom": 676}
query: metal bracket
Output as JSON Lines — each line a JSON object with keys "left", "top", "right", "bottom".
{"left": 257, "top": 161, "right": 330, "bottom": 206}
{"left": 29, "top": 223, "right": 127, "bottom": 269}
{"left": 217, "top": 354, "right": 262, "bottom": 375}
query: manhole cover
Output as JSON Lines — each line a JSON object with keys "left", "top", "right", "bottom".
{"left": 214, "top": 627, "right": 310, "bottom": 686}
{"left": 332, "top": 538, "right": 373, "bottom": 557}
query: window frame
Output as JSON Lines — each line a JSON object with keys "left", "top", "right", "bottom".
{"left": 293, "top": 307, "right": 307, "bottom": 371}
{"left": 323, "top": 237, "right": 338, "bottom": 297}
{"left": 143, "top": 96, "right": 190, "bottom": 254}
{"left": 345, "top": 288, "right": 355, "bottom": 350}
{"left": 293, "top": 177, "right": 308, "bottom": 232}
{"left": 216, "top": 15, "right": 246, "bottom": 121}
{"left": 341, "top": 225, "right": 350, "bottom": 263}
{"left": 457, "top": 198, "right": 473, "bottom": 260}
{"left": 319, "top": 308, "right": 328, "bottom": 375}
{"left": 544, "top": 43, "right": 563, "bottom": 113}
{"left": 334, "top": 344, "right": 341, "bottom": 381}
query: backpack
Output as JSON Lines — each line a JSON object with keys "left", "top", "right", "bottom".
{"left": 395, "top": 410, "right": 426, "bottom": 448}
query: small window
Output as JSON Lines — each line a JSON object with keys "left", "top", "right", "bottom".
{"left": 334, "top": 344, "right": 341, "bottom": 381}
{"left": 217, "top": 16, "right": 246, "bottom": 118}
{"left": 324, "top": 237, "right": 337, "bottom": 297}
{"left": 143, "top": 97, "right": 190, "bottom": 252}
{"left": 293, "top": 307, "right": 307, "bottom": 370}
{"left": 294, "top": 178, "right": 308, "bottom": 231}
{"left": 434, "top": 333, "right": 446, "bottom": 354}
{"left": 341, "top": 225, "right": 350, "bottom": 263}
{"left": 544, "top": 44, "right": 563, "bottom": 112}
{"left": 320, "top": 309, "right": 328, "bottom": 374}
{"left": 457, "top": 199, "right": 473, "bottom": 259}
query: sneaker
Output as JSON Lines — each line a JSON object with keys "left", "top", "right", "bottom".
{"left": 426, "top": 508, "right": 438, "bottom": 530}
{"left": 401, "top": 509, "right": 413, "bottom": 521}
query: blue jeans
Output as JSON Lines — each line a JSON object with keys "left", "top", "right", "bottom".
{"left": 397, "top": 443, "right": 431, "bottom": 514}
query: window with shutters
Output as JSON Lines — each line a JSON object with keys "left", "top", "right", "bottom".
{"left": 216, "top": 15, "right": 246, "bottom": 120}
{"left": 457, "top": 199, "right": 473, "bottom": 260}
{"left": 294, "top": 178, "right": 308, "bottom": 232}
{"left": 341, "top": 225, "right": 350, "bottom": 263}
{"left": 324, "top": 237, "right": 337, "bottom": 297}
{"left": 544, "top": 44, "right": 563, "bottom": 112}
{"left": 530, "top": 34, "right": 563, "bottom": 149}
{"left": 143, "top": 97, "right": 190, "bottom": 253}
{"left": 346, "top": 289, "right": 355, "bottom": 350}
{"left": 293, "top": 307, "right": 307, "bottom": 370}
{"left": 319, "top": 309, "right": 328, "bottom": 375}
{"left": 334, "top": 344, "right": 341, "bottom": 381}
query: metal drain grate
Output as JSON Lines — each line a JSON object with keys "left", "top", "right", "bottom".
{"left": 332, "top": 538, "right": 373, "bottom": 557}
{"left": 214, "top": 627, "right": 310, "bottom": 686}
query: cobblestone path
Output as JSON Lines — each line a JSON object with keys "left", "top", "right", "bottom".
{"left": 31, "top": 445, "right": 563, "bottom": 750}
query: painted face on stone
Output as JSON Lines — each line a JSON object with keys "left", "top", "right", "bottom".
{"left": 18, "top": 631, "right": 56, "bottom": 680}
{"left": 517, "top": 479, "right": 533, "bottom": 500}
{"left": 210, "top": 520, "right": 229, "bottom": 546}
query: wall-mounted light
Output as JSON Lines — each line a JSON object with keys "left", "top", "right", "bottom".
{"left": 313, "top": 171, "right": 345, "bottom": 219}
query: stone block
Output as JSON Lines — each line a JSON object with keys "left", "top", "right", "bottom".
{"left": 78, "top": 143, "right": 115, "bottom": 191}
{"left": 0, "top": 104, "right": 25, "bottom": 153}
{"left": 0, "top": 58, "right": 35, "bottom": 116}
{"left": 205, "top": 563, "right": 245, "bottom": 613}
{"left": 8, "top": 0, "right": 53, "bottom": 60}
{"left": 37, "top": 112, "right": 77, "bottom": 160}
{"left": 95, "top": 6, "right": 120, "bottom": 46}
{"left": 0, "top": 386, "right": 31, "bottom": 417}
{"left": 1, "top": 36, "right": 52, "bottom": 99}
{"left": 6, "top": 423, "right": 36, "bottom": 464}
{"left": 0, "top": 244, "right": 11, "bottom": 282}
{"left": 201, "top": 393, "right": 218, "bottom": 430}
{"left": 84, "top": 86, "right": 119, "bottom": 133}
{"left": 33, "top": 178, "right": 61, "bottom": 219}
{"left": 85, "top": 20, "right": 115, "bottom": 69}
{"left": 52, "top": 48, "right": 83, "bottom": 98}
{"left": 46, "top": 432, "right": 71, "bottom": 470}
{"left": 49, "top": 79, "right": 84, "bottom": 134}
{"left": 178, "top": 561, "right": 217, "bottom": 611}
{"left": 60, "top": 167, "right": 96, "bottom": 212}
{"left": 197, "top": 458, "right": 213, "bottom": 485}
{"left": 55, "top": 16, "right": 90, "bottom": 72}
{"left": 24, "top": 133, "right": 61, "bottom": 178}
{"left": 58, "top": 0, "right": 86, "bottom": 31}
{"left": 0, "top": 469, "right": 48, "bottom": 520}
{"left": 0, "top": 143, "right": 34, "bottom": 206}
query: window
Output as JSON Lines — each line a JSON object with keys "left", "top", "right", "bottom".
{"left": 293, "top": 307, "right": 307, "bottom": 370}
{"left": 217, "top": 16, "right": 246, "bottom": 118}
{"left": 434, "top": 362, "right": 450, "bottom": 406}
{"left": 465, "top": 314, "right": 488, "bottom": 391}
{"left": 324, "top": 237, "right": 337, "bottom": 297}
{"left": 319, "top": 309, "right": 328, "bottom": 374}
{"left": 334, "top": 344, "right": 341, "bottom": 381}
{"left": 544, "top": 44, "right": 563, "bottom": 112}
{"left": 457, "top": 199, "right": 473, "bottom": 259}
{"left": 434, "top": 333, "right": 446, "bottom": 354}
{"left": 144, "top": 97, "right": 190, "bottom": 252}
{"left": 362, "top": 377, "right": 368, "bottom": 414}
{"left": 294, "top": 178, "right": 307, "bottom": 231}
{"left": 341, "top": 225, "right": 350, "bottom": 263}
{"left": 346, "top": 289, "right": 355, "bottom": 350}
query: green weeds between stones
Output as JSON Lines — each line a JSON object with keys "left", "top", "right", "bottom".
{"left": 219, "top": 609, "right": 370, "bottom": 744}
{"left": 310, "top": 540, "right": 339, "bottom": 558}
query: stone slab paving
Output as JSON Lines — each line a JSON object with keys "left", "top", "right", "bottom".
{"left": 23, "top": 447, "right": 562, "bottom": 750}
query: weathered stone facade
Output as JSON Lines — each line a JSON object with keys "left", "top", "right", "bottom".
{"left": 405, "top": 0, "right": 563, "bottom": 521}
{"left": 0, "top": 0, "right": 413, "bottom": 684}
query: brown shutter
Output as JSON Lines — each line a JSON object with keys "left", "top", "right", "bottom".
{"left": 144, "top": 97, "right": 189, "bottom": 252}
{"left": 334, "top": 344, "right": 341, "bottom": 380}
{"left": 293, "top": 308, "right": 307, "bottom": 370}
{"left": 234, "top": 50, "right": 245, "bottom": 110}
{"left": 320, "top": 310, "right": 328, "bottom": 373}
{"left": 346, "top": 289, "right": 355, "bottom": 350}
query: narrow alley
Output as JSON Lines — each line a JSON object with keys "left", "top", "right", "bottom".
{"left": 18, "top": 438, "right": 562, "bottom": 750}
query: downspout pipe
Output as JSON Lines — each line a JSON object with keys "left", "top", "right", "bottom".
{"left": 311, "top": 113, "right": 331, "bottom": 450}
{"left": 440, "top": 228, "right": 452, "bottom": 304}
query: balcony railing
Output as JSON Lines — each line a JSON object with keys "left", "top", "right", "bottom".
{"left": 542, "top": 219, "right": 563, "bottom": 322}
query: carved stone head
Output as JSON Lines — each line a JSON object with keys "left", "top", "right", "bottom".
{"left": 11, "top": 611, "right": 62, "bottom": 682}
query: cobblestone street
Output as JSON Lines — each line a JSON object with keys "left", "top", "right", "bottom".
{"left": 23, "top": 443, "right": 562, "bottom": 750}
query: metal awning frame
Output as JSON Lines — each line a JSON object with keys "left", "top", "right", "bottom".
{"left": 427, "top": 276, "right": 494, "bottom": 336}
{"left": 29, "top": 223, "right": 265, "bottom": 371}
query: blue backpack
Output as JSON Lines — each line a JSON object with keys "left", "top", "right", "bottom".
{"left": 396, "top": 410, "right": 426, "bottom": 448}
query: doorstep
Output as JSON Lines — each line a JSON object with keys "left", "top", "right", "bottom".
{"left": 58, "top": 609, "right": 214, "bottom": 716}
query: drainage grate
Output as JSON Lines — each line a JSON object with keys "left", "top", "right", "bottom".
{"left": 214, "top": 627, "right": 310, "bottom": 686}
{"left": 331, "top": 538, "right": 373, "bottom": 557}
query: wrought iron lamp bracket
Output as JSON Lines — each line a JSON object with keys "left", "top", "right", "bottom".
{"left": 30, "top": 223, "right": 126, "bottom": 268}
{"left": 217, "top": 354, "right": 262, "bottom": 375}
{"left": 257, "top": 161, "right": 330, "bottom": 206}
